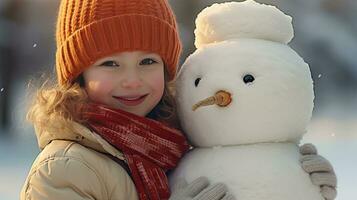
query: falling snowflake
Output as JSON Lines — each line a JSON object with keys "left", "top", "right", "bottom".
{"left": 318, "top": 74, "right": 322, "bottom": 79}
{"left": 0, "top": 88, "right": 4, "bottom": 92}
{"left": 33, "top": 43, "right": 37, "bottom": 48}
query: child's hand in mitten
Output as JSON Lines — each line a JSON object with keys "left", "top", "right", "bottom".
{"left": 170, "top": 176, "right": 235, "bottom": 200}
{"left": 299, "top": 143, "right": 337, "bottom": 200}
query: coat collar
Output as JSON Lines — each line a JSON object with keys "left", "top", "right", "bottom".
{"left": 35, "top": 120, "right": 125, "bottom": 160}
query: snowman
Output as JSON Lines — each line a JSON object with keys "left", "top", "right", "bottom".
{"left": 170, "top": 1, "right": 325, "bottom": 199}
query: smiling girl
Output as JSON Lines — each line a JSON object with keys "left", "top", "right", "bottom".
{"left": 20, "top": 0, "right": 233, "bottom": 199}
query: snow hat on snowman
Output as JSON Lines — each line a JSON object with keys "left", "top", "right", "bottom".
{"left": 176, "top": 0, "right": 314, "bottom": 147}
{"left": 194, "top": 0, "right": 294, "bottom": 48}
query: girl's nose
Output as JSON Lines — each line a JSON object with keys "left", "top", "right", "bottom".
{"left": 121, "top": 71, "right": 143, "bottom": 89}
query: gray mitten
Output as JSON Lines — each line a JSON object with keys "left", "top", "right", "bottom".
{"left": 170, "top": 176, "right": 235, "bottom": 200}
{"left": 299, "top": 143, "right": 337, "bottom": 200}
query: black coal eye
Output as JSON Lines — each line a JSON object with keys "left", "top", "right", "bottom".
{"left": 194, "top": 78, "right": 201, "bottom": 87}
{"left": 243, "top": 74, "right": 255, "bottom": 84}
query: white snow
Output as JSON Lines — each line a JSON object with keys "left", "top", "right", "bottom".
{"left": 176, "top": 39, "right": 313, "bottom": 147}
{"left": 194, "top": 0, "right": 294, "bottom": 48}
{"left": 170, "top": 143, "right": 323, "bottom": 200}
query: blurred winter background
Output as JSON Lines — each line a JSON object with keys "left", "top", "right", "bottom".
{"left": 0, "top": 0, "right": 356, "bottom": 199}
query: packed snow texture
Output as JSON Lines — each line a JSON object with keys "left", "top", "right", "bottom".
{"left": 170, "top": 143, "right": 323, "bottom": 200}
{"left": 176, "top": 39, "right": 314, "bottom": 147}
{"left": 194, "top": 0, "right": 294, "bottom": 48}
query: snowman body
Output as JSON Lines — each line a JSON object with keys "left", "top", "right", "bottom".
{"left": 170, "top": 143, "right": 323, "bottom": 200}
{"left": 170, "top": 1, "right": 323, "bottom": 200}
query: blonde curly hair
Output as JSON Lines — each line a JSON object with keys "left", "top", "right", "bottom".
{"left": 26, "top": 68, "right": 181, "bottom": 136}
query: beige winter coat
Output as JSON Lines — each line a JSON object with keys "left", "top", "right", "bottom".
{"left": 20, "top": 118, "right": 139, "bottom": 200}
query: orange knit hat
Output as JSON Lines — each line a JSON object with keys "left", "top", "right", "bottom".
{"left": 55, "top": 0, "right": 182, "bottom": 85}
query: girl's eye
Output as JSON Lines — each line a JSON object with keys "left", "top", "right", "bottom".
{"left": 140, "top": 58, "right": 157, "bottom": 65}
{"left": 100, "top": 61, "right": 119, "bottom": 67}
{"left": 243, "top": 74, "right": 255, "bottom": 84}
{"left": 194, "top": 78, "right": 201, "bottom": 87}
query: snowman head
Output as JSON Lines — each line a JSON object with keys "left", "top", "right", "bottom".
{"left": 176, "top": 1, "right": 314, "bottom": 147}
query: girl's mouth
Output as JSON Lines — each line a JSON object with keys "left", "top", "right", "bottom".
{"left": 113, "top": 94, "right": 149, "bottom": 106}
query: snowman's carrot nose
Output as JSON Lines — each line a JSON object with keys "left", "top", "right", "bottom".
{"left": 192, "top": 90, "right": 232, "bottom": 111}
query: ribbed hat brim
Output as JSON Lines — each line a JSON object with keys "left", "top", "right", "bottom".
{"left": 56, "top": 14, "right": 182, "bottom": 85}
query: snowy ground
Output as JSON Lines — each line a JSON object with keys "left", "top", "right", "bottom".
{"left": 0, "top": 134, "right": 39, "bottom": 200}
{"left": 303, "top": 121, "right": 357, "bottom": 200}
{"left": 0, "top": 81, "right": 356, "bottom": 200}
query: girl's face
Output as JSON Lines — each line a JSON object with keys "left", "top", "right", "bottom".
{"left": 83, "top": 51, "right": 165, "bottom": 116}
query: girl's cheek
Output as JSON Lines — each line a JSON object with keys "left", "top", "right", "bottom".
{"left": 86, "top": 78, "right": 113, "bottom": 100}
{"left": 148, "top": 68, "right": 165, "bottom": 95}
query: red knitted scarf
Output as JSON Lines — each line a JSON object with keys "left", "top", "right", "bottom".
{"left": 81, "top": 103, "right": 189, "bottom": 200}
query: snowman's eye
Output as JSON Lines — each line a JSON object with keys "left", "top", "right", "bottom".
{"left": 243, "top": 74, "right": 255, "bottom": 84}
{"left": 194, "top": 78, "right": 201, "bottom": 87}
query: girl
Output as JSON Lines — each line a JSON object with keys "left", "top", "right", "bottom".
{"left": 20, "top": 0, "right": 336, "bottom": 199}
{"left": 20, "top": 0, "right": 232, "bottom": 199}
